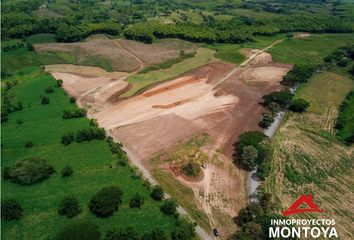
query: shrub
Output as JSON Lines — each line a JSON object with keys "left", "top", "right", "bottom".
{"left": 25, "top": 141, "right": 34, "bottom": 148}
{"left": 62, "top": 109, "right": 86, "bottom": 119}
{"left": 16, "top": 119, "right": 23, "bottom": 125}
{"left": 171, "top": 217, "right": 196, "bottom": 240}
{"left": 1, "top": 199, "right": 23, "bottom": 221}
{"left": 151, "top": 185, "right": 164, "bottom": 201}
{"left": 45, "top": 87, "right": 54, "bottom": 93}
{"left": 181, "top": 161, "right": 200, "bottom": 177}
{"left": 160, "top": 199, "right": 177, "bottom": 215}
{"left": 69, "top": 96, "right": 76, "bottom": 103}
{"left": 89, "top": 186, "right": 123, "bottom": 218}
{"left": 57, "top": 79, "right": 63, "bottom": 87}
{"left": 3, "top": 158, "right": 55, "bottom": 185}
{"left": 142, "top": 228, "right": 168, "bottom": 240}
{"left": 58, "top": 196, "right": 81, "bottom": 218}
{"left": 288, "top": 98, "right": 310, "bottom": 112}
{"left": 61, "top": 132, "right": 75, "bottom": 145}
{"left": 90, "top": 118, "right": 99, "bottom": 127}
{"left": 104, "top": 227, "right": 139, "bottom": 240}
{"left": 61, "top": 165, "right": 73, "bottom": 177}
{"left": 76, "top": 127, "right": 106, "bottom": 143}
{"left": 259, "top": 113, "right": 274, "bottom": 128}
{"left": 41, "top": 96, "right": 50, "bottom": 105}
{"left": 55, "top": 220, "right": 101, "bottom": 240}
{"left": 129, "top": 193, "right": 144, "bottom": 209}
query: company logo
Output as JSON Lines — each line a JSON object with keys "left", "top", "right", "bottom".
{"left": 269, "top": 194, "right": 338, "bottom": 239}
{"left": 282, "top": 194, "right": 325, "bottom": 216}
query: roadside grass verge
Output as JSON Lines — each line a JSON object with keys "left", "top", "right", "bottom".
{"left": 1, "top": 68, "right": 177, "bottom": 240}
{"left": 120, "top": 48, "right": 217, "bottom": 98}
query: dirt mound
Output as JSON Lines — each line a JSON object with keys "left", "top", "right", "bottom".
{"left": 249, "top": 52, "right": 272, "bottom": 65}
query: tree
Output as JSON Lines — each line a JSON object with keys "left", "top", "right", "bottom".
{"left": 89, "top": 186, "right": 123, "bottom": 218}
{"left": 259, "top": 113, "right": 274, "bottom": 128}
{"left": 61, "top": 165, "right": 73, "bottom": 177}
{"left": 26, "top": 42, "right": 34, "bottom": 51}
{"left": 171, "top": 217, "right": 196, "bottom": 240}
{"left": 58, "top": 196, "right": 81, "bottom": 218}
{"left": 55, "top": 220, "right": 101, "bottom": 240}
{"left": 69, "top": 96, "right": 76, "bottom": 103}
{"left": 57, "top": 79, "right": 63, "bottom": 87}
{"left": 288, "top": 98, "right": 310, "bottom": 112}
{"left": 160, "top": 199, "right": 177, "bottom": 215}
{"left": 41, "top": 95, "right": 50, "bottom": 105}
{"left": 3, "top": 158, "right": 55, "bottom": 185}
{"left": 104, "top": 227, "right": 139, "bottom": 240}
{"left": 1, "top": 199, "right": 23, "bottom": 221}
{"left": 129, "top": 193, "right": 144, "bottom": 209}
{"left": 267, "top": 102, "right": 280, "bottom": 115}
{"left": 181, "top": 161, "right": 201, "bottom": 177}
{"left": 234, "top": 203, "right": 263, "bottom": 226}
{"left": 151, "top": 185, "right": 164, "bottom": 201}
{"left": 61, "top": 132, "right": 75, "bottom": 145}
{"left": 142, "top": 228, "right": 167, "bottom": 240}
{"left": 262, "top": 91, "right": 293, "bottom": 108}
{"left": 240, "top": 146, "right": 258, "bottom": 170}
{"left": 25, "top": 141, "right": 34, "bottom": 148}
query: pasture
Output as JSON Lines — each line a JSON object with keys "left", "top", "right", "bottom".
{"left": 1, "top": 68, "right": 177, "bottom": 240}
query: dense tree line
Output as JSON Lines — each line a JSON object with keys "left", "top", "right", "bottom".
{"left": 62, "top": 108, "right": 86, "bottom": 119}
{"left": 335, "top": 91, "right": 354, "bottom": 145}
{"left": 61, "top": 127, "right": 106, "bottom": 145}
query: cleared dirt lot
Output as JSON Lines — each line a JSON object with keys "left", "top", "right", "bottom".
{"left": 49, "top": 50, "right": 291, "bottom": 239}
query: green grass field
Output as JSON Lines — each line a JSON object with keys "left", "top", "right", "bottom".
{"left": 1, "top": 47, "right": 76, "bottom": 74}
{"left": 269, "top": 33, "right": 354, "bottom": 65}
{"left": 1, "top": 68, "right": 177, "bottom": 240}
{"left": 26, "top": 34, "right": 56, "bottom": 44}
{"left": 121, "top": 48, "right": 217, "bottom": 98}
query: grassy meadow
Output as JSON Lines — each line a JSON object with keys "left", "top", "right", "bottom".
{"left": 121, "top": 47, "right": 217, "bottom": 98}
{"left": 1, "top": 67, "right": 177, "bottom": 240}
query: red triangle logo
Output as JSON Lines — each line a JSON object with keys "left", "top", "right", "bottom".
{"left": 282, "top": 194, "right": 325, "bottom": 216}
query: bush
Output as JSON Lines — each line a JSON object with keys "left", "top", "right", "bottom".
{"left": 129, "top": 193, "right": 144, "bottom": 209}
{"left": 171, "top": 217, "right": 196, "bottom": 240}
{"left": 151, "top": 185, "right": 164, "bottom": 201}
{"left": 1, "top": 199, "right": 23, "bottom": 221}
{"left": 23, "top": 140, "right": 34, "bottom": 148}
{"left": 259, "top": 113, "right": 274, "bottom": 128}
{"left": 41, "top": 95, "right": 50, "bottom": 105}
{"left": 3, "top": 158, "right": 55, "bottom": 185}
{"left": 76, "top": 127, "right": 106, "bottom": 143}
{"left": 69, "top": 96, "right": 76, "bottom": 103}
{"left": 62, "top": 109, "right": 86, "bottom": 119}
{"left": 16, "top": 119, "right": 23, "bottom": 125}
{"left": 181, "top": 161, "right": 200, "bottom": 177}
{"left": 61, "top": 132, "right": 75, "bottom": 145}
{"left": 160, "top": 199, "right": 177, "bottom": 215}
{"left": 61, "top": 165, "right": 73, "bottom": 177}
{"left": 45, "top": 87, "right": 54, "bottom": 93}
{"left": 142, "top": 228, "right": 167, "bottom": 240}
{"left": 58, "top": 196, "right": 81, "bottom": 218}
{"left": 288, "top": 98, "right": 310, "bottom": 112}
{"left": 57, "top": 79, "right": 63, "bottom": 87}
{"left": 104, "top": 227, "right": 139, "bottom": 240}
{"left": 55, "top": 220, "right": 101, "bottom": 240}
{"left": 89, "top": 186, "right": 123, "bottom": 218}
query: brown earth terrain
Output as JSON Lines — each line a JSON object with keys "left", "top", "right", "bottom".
{"left": 48, "top": 46, "right": 291, "bottom": 239}
{"left": 35, "top": 36, "right": 196, "bottom": 72}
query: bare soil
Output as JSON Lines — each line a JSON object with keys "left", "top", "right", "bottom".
{"left": 49, "top": 48, "right": 291, "bottom": 239}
